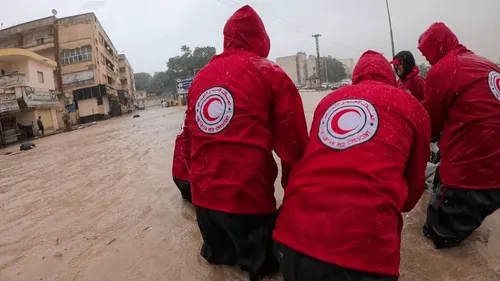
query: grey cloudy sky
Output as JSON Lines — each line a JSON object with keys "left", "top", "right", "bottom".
{"left": 2, "top": 0, "right": 499, "bottom": 73}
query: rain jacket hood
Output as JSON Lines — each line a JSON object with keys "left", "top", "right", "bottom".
{"left": 352, "top": 50, "right": 397, "bottom": 87}
{"left": 223, "top": 5, "right": 270, "bottom": 58}
{"left": 392, "top": 50, "right": 417, "bottom": 80}
{"left": 418, "top": 22, "right": 466, "bottom": 66}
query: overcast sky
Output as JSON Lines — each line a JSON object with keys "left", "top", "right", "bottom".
{"left": 1, "top": 0, "right": 499, "bottom": 73}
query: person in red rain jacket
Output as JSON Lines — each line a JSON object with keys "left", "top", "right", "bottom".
{"left": 172, "top": 113, "right": 191, "bottom": 203}
{"left": 273, "top": 50, "right": 431, "bottom": 281}
{"left": 419, "top": 22, "right": 500, "bottom": 249}
{"left": 390, "top": 50, "right": 426, "bottom": 102}
{"left": 181, "top": 5, "right": 308, "bottom": 280}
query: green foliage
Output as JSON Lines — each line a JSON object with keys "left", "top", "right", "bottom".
{"left": 133, "top": 45, "right": 216, "bottom": 95}
{"left": 133, "top": 72, "right": 152, "bottom": 91}
{"left": 321, "top": 56, "right": 348, "bottom": 83}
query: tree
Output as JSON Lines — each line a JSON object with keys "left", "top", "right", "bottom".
{"left": 321, "top": 56, "right": 347, "bottom": 83}
{"left": 419, "top": 64, "right": 430, "bottom": 78}
{"left": 134, "top": 72, "right": 152, "bottom": 91}
{"left": 132, "top": 46, "right": 216, "bottom": 95}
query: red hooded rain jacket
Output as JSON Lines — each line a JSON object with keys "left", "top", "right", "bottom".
{"left": 419, "top": 22, "right": 500, "bottom": 189}
{"left": 397, "top": 66, "right": 426, "bottom": 102}
{"left": 181, "top": 5, "right": 308, "bottom": 214}
{"left": 273, "top": 51, "right": 431, "bottom": 277}
{"left": 172, "top": 113, "right": 189, "bottom": 181}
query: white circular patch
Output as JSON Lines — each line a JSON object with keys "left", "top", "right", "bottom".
{"left": 177, "top": 113, "right": 186, "bottom": 136}
{"left": 318, "top": 99, "right": 379, "bottom": 150}
{"left": 488, "top": 71, "right": 500, "bottom": 101}
{"left": 195, "top": 87, "right": 234, "bottom": 134}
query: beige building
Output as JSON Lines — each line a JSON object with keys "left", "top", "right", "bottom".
{"left": 0, "top": 48, "right": 61, "bottom": 145}
{"left": 276, "top": 53, "right": 324, "bottom": 88}
{"left": 118, "top": 54, "right": 135, "bottom": 107}
{"left": 338, "top": 58, "right": 355, "bottom": 76}
{"left": 0, "top": 12, "right": 134, "bottom": 124}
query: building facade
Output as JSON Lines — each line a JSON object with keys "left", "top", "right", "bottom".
{"left": 118, "top": 54, "right": 135, "bottom": 109}
{"left": 0, "top": 13, "right": 134, "bottom": 124}
{"left": 0, "top": 48, "right": 60, "bottom": 145}
{"left": 338, "top": 58, "right": 355, "bottom": 76}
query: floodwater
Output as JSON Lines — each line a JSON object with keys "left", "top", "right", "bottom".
{"left": 0, "top": 91, "right": 499, "bottom": 281}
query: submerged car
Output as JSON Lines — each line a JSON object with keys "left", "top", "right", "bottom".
{"left": 137, "top": 104, "right": 145, "bottom": 110}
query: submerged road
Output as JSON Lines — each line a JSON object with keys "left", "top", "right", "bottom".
{"left": 0, "top": 91, "right": 499, "bottom": 281}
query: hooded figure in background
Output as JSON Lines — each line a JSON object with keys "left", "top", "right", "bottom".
{"left": 273, "top": 50, "right": 430, "bottom": 281}
{"left": 419, "top": 22, "right": 500, "bottom": 249}
{"left": 390, "top": 51, "right": 426, "bottom": 102}
{"left": 180, "top": 5, "right": 308, "bottom": 280}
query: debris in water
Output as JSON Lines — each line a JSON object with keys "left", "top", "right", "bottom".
{"left": 54, "top": 252, "right": 63, "bottom": 258}
{"left": 133, "top": 114, "right": 140, "bottom": 118}
{"left": 56, "top": 238, "right": 59, "bottom": 245}
{"left": 20, "top": 142, "right": 36, "bottom": 151}
{"left": 106, "top": 238, "right": 117, "bottom": 245}
{"left": 142, "top": 226, "right": 151, "bottom": 231}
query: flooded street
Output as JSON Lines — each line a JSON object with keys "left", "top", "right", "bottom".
{"left": 1, "top": 91, "right": 500, "bottom": 281}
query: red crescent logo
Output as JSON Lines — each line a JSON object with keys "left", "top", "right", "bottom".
{"left": 202, "top": 97, "right": 222, "bottom": 122}
{"left": 496, "top": 77, "right": 500, "bottom": 90}
{"left": 330, "top": 108, "right": 361, "bottom": 135}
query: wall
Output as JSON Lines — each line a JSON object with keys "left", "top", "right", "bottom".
{"left": 103, "top": 97, "right": 110, "bottom": 115}
{"left": 16, "top": 110, "right": 36, "bottom": 126}
{"left": 78, "top": 98, "right": 98, "bottom": 117}
{"left": 35, "top": 108, "right": 54, "bottom": 132}
{"left": 0, "top": 60, "right": 29, "bottom": 76}
{"left": 276, "top": 55, "right": 299, "bottom": 85}
{"left": 27, "top": 59, "right": 55, "bottom": 90}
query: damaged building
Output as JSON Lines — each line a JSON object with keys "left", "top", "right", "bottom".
{"left": 0, "top": 12, "right": 136, "bottom": 125}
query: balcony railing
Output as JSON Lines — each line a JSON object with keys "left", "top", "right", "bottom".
{"left": 0, "top": 73, "right": 28, "bottom": 89}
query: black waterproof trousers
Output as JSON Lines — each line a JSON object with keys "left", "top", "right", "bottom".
{"left": 195, "top": 206, "right": 279, "bottom": 281}
{"left": 172, "top": 177, "right": 192, "bottom": 203}
{"left": 423, "top": 180, "right": 500, "bottom": 249}
{"left": 273, "top": 242, "right": 397, "bottom": 281}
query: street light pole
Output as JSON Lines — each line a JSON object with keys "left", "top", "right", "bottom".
{"left": 385, "top": 0, "right": 396, "bottom": 58}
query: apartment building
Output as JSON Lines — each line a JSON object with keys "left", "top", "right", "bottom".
{"left": 0, "top": 48, "right": 61, "bottom": 145}
{"left": 118, "top": 54, "right": 135, "bottom": 108}
{"left": 0, "top": 13, "right": 133, "bottom": 124}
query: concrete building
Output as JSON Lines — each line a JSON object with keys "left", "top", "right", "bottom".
{"left": 0, "top": 48, "right": 61, "bottom": 145}
{"left": 338, "top": 58, "right": 355, "bottom": 76}
{"left": 0, "top": 13, "right": 133, "bottom": 124}
{"left": 118, "top": 54, "right": 135, "bottom": 108}
{"left": 276, "top": 52, "right": 308, "bottom": 86}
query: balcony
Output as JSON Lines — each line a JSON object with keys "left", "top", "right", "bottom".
{"left": 0, "top": 73, "right": 28, "bottom": 89}
{"left": 24, "top": 39, "right": 55, "bottom": 52}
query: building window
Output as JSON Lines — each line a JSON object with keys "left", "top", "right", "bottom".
{"left": 37, "top": 71, "right": 44, "bottom": 83}
{"left": 61, "top": 45, "right": 93, "bottom": 65}
{"left": 36, "top": 38, "right": 45, "bottom": 45}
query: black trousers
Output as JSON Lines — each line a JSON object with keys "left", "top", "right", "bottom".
{"left": 39, "top": 126, "right": 44, "bottom": 136}
{"left": 274, "top": 242, "right": 397, "bottom": 281}
{"left": 172, "top": 177, "right": 192, "bottom": 203}
{"left": 423, "top": 181, "right": 500, "bottom": 249}
{"left": 195, "top": 206, "right": 278, "bottom": 281}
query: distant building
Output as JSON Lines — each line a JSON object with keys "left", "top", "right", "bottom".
{"left": 338, "top": 58, "right": 355, "bottom": 76}
{"left": 0, "top": 48, "right": 61, "bottom": 145}
{"left": 0, "top": 13, "right": 135, "bottom": 124}
{"left": 276, "top": 52, "right": 308, "bottom": 86}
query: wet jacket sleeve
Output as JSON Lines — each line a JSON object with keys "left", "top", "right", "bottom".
{"left": 402, "top": 111, "right": 431, "bottom": 212}
{"left": 422, "top": 59, "right": 457, "bottom": 139}
{"left": 179, "top": 106, "right": 192, "bottom": 173}
{"left": 269, "top": 66, "right": 309, "bottom": 188}
{"left": 409, "top": 76, "right": 426, "bottom": 102}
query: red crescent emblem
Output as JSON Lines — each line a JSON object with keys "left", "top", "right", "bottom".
{"left": 495, "top": 77, "right": 500, "bottom": 90}
{"left": 331, "top": 108, "right": 361, "bottom": 135}
{"left": 202, "top": 97, "right": 222, "bottom": 122}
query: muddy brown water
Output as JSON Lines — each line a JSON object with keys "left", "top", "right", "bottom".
{"left": 0, "top": 91, "right": 499, "bottom": 281}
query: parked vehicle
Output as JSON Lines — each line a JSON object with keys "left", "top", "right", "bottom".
{"left": 137, "top": 104, "right": 145, "bottom": 110}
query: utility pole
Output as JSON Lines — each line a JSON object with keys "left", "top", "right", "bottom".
{"left": 385, "top": 0, "right": 396, "bottom": 58}
{"left": 312, "top": 34, "right": 322, "bottom": 90}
